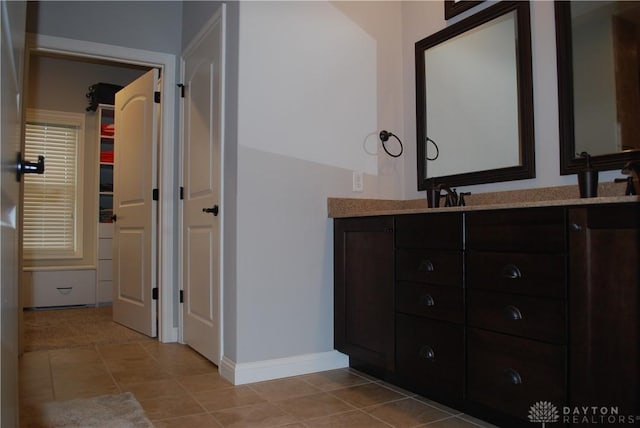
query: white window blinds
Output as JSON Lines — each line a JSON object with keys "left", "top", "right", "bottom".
{"left": 23, "top": 110, "right": 85, "bottom": 260}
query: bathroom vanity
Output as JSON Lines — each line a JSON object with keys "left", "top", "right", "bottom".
{"left": 333, "top": 198, "right": 639, "bottom": 427}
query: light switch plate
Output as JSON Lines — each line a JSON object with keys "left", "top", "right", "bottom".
{"left": 352, "top": 171, "right": 363, "bottom": 192}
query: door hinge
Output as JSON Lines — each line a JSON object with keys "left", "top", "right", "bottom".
{"left": 152, "top": 188, "right": 159, "bottom": 201}
{"left": 179, "top": 186, "right": 184, "bottom": 200}
{"left": 152, "top": 287, "right": 158, "bottom": 300}
{"left": 154, "top": 91, "right": 161, "bottom": 103}
{"left": 179, "top": 290, "right": 184, "bottom": 303}
{"left": 177, "top": 83, "right": 185, "bottom": 98}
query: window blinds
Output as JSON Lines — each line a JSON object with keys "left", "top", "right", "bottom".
{"left": 23, "top": 119, "right": 80, "bottom": 258}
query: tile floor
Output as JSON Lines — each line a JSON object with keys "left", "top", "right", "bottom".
{"left": 19, "top": 307, "right": 498, "bottom": 428}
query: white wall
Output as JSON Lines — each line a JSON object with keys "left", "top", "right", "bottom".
{"left": 234, "top": 1, "right": 404, "bottom": 364}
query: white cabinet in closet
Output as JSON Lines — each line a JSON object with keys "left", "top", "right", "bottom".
{"left": 97, "top": 105, "right": 114, "bottom": 304}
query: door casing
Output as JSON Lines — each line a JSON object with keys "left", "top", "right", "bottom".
{"left": 26, "top": 33, "right": 178, "bottom": 342}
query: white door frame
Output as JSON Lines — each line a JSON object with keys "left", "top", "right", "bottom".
{"left": 26, "top": 33, "right": 178, "bottom": 342}
{"left": 178, "top": 5, "right": 225, "bottom": 362}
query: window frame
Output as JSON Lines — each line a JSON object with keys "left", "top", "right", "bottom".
{"left": 23, "top": 109, "right": 85, "bottom": 260}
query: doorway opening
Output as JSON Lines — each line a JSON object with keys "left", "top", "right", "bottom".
{"left": 21, "top": 50, "right": 160, "bottom": 348}
{"left": 21, "top": 32, "right": 178, "bottom": 346}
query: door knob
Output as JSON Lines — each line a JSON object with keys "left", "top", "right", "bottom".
{"left": 16, "top": 153, "right": 45, "bottom": 182}
{"left": 202, "top": 205, "right": 219, "bottom": 216}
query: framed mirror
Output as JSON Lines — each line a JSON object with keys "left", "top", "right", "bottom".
{"left": 556, "top": 1, "right": 640, "bottom": 175}
{"left": 416, "top": 1, "right": 535, "bottom": 191}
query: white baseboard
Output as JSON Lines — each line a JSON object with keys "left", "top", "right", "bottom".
{"left": 219, "top": 350, "right": 349, "bottom": 385}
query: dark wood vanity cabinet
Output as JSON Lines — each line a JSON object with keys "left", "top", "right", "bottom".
{"left": 395, "top": 213, "right": 464, "bottom": 403}
{"left": 334, "top": 202, "right": 639, "bottom": 426}
{"left": 334, "top": 216, "right": 395, "bottom": 372}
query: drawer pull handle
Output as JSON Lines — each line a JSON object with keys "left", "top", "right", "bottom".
{"left": 504, "top": 305, "right": 523, "bottom": 320}
{"left": 500, "top": 264, "right": 521, "bottom": 279}
{"left": 418, "top": 345, "right": 435, "bottom": 362}
{"left": 56, "top": 287, "right": 73, "bottom": 295}
{"left": 418, "top": 260, "right": 434, "bottom": 272}
{"left": 419, "top": 294, "right": 435, "bottom": 307}
{"left": 503, "top": 368, "right": 523, "bottom": 385}
{"left": 570, "top": 223, "right": 582, "bottom": 232}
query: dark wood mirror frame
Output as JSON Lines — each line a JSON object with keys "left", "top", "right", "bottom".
{"left": 416, "top": 1, "right": 535, "bottom": 191}
{"left": 555, "top": 1, "right": 640, "bottom": 175}
{"left": 444, "top": 0, "right": 484, "bottom": 20}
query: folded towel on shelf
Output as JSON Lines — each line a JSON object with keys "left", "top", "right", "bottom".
{"left": 101, "top": 124, "right": 115, "bottom": 136}
{"left": 100, "top": 151, "right": 114, "bottom": 163}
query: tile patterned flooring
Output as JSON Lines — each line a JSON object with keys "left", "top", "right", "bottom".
{"left": 19, "top": 307, "right": 498, "bottom": 427}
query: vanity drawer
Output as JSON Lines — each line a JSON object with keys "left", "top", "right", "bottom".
{"left": 466, "top": 208, "right": 566, "bottom": 253}
{"left": 396, "top": 281, "right": 463, "bottom": 324}
{"left": 395, "top": 213, "right": 463, "bottom": 250}
{"left": 467, "top": 252, "right": 566, "bottom": 298}
{"left": 467, "top": 289, "right": 566, "bottom": 343}
{"left": 396, "top": 314, "right": 464, "bottom": 400}
{"left": 396, "top": 249, "right": 463, "bottom": 286}
{"left": 467, "top": 328, "right": 566, "bottom": 420}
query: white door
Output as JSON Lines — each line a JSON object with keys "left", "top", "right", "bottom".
{"left": 113, "top": 69, "right": 158, "bottom": 337}
{"left": 1, "top": 1, "right": 26, "bottom": 425}
{"left": 181, "top": 8, "right": 225, "bottom": 364}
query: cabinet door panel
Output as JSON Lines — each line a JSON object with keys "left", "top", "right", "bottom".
{"left": 396, "top": 282, "right": 463, "bottom": 323}
{"left": 467, "top": 290, "right": 565, "bottom": 343}
{"left": 396, "top": 249, "right": 463, "bottom": 287}
{"left": 467, "top": 329, "right": 566, "bottom": 420}
{"left": 569, "top": 205, "right": 640, "bottom": 417}
{"left": 334, "top": 216, "right": 395, "bottom": 371}
{"left": 396, "top": 314, "right": 464, "bottom": 401}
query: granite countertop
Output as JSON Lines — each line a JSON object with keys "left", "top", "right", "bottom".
{"left": 328, "top": 182, "right": 640, "bottom": 218}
